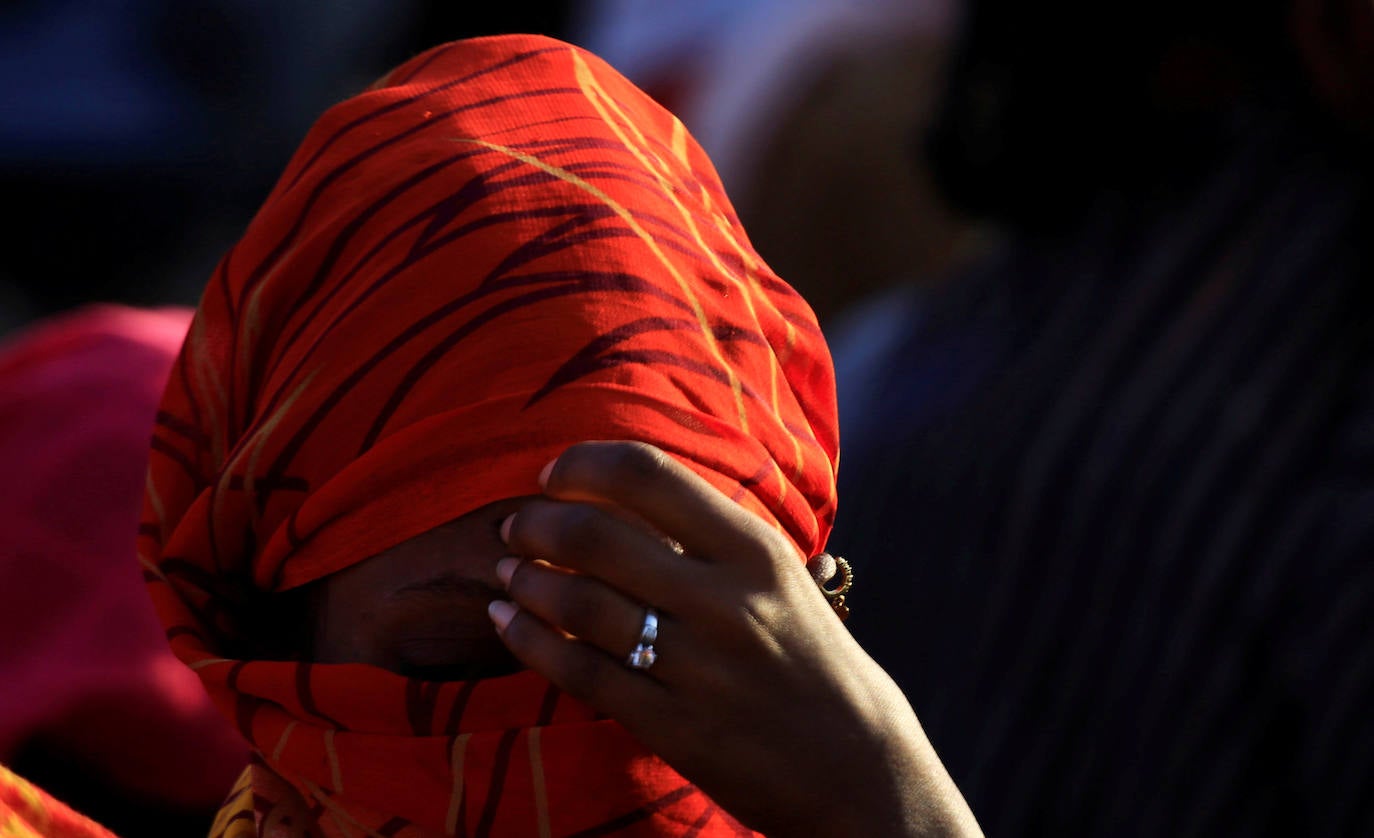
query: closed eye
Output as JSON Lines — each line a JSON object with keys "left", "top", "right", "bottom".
{"left": 391, "top": 573, "right": 503, "bottom": 600}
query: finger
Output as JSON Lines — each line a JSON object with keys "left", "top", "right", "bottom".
{"left": 502, "top": 498, "right": 700, "bottom": 613}
{"left": 497, "top": 556, "right": 681, "bottom": 680}
{"left": 488, "top": 600, "right": 667, "bottom": 719}
{"left": 539, "top": 441, "right": 798, "bottom": 565}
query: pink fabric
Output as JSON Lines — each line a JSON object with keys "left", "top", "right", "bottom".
{"left": 0, "top": 304, "right": 246, "bottom": 805}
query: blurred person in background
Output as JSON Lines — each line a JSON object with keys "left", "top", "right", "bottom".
{"left": 830, "top": 0, "right": 1374, "bottom": 834}
{"left": 0, "top": 305, "right": 245, "bottom": 835}
{"left": 575, "top": 0, "right": 974, "bottom": 328}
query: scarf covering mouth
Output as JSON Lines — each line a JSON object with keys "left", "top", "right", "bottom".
{"left": 142, "top": 34, "right": 838, "bottom": 837}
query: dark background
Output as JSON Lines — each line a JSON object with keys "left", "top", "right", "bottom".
{"left": 0, "top": 1, "right": 572, "bottom": 335}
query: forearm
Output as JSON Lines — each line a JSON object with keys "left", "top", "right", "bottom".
{"left": 757, "top": 679, "right": 981, "bottom": 838}
{"left": 819, "top": 718, "right": 981, "bottom": 838}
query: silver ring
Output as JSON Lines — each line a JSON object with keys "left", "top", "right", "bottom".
{"left": 625, "top": 608, "right": 659, "bottom": 670}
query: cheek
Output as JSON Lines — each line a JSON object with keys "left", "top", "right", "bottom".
{"left": 309, "top": 579, "right": 384, "bottom": 665}
{"left": 373, "top": 597, "right": 508, "bottom": 668}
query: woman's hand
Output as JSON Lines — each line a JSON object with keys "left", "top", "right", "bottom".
{"left": 488, "top": 441, "right": 981, "bottom": 837}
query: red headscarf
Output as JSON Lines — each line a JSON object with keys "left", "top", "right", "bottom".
{"left": 143, "top": 35, "right": 838, "bottom": 837}
{"left": 0, "top": 305, "right": 245, "bottom": 810}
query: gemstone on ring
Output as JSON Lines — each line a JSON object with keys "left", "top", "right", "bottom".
{"left": 625, "top": 607, "right": 659, "bottom": 670}
{"left": 626, "top": 644, "right": 657, "bottom": 670}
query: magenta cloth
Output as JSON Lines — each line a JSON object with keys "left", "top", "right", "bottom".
{"left": 0, "top": 304, "right": 246, "bottom": 805}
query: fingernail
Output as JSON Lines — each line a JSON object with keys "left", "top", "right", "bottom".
{"left": 488, "top": 600, "right": 518, "bottom": 632}
{"left": 537, "top": 458, "right": 557, "bottom": 489}
{"left": 495, "top": 557, "right": 522, "bottom": 589}
{"left": 499, "top": 514, "right": 515, "bottom": 544}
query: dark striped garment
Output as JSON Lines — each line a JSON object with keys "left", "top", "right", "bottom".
{"left": 830, "top": 109, "right": 1373, "bottom": 836}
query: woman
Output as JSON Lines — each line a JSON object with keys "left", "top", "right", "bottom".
{"left": 142, "top": 35, "right": 977, "bottom": 836}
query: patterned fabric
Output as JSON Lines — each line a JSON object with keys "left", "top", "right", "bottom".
{"left": 141, "top": 35, "right": 837, "bottom": 837}
{"left": 830, "top": 105, "right": 1374, "bottom": 836}
{"left": 0, "top": 764, "right": 115, "bottom": 838}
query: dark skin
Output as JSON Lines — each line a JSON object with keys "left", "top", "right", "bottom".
{"left": 309, "top": 442, "right": 980, "bottom": 836}
{"left": 309, "top": 497, "right": 526, "bottom": 682}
